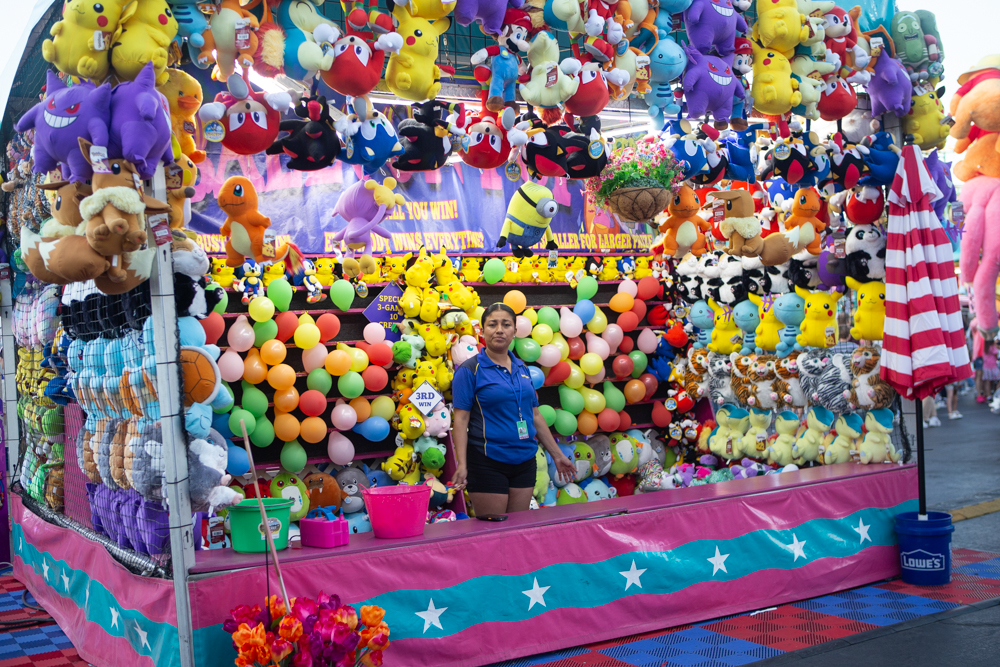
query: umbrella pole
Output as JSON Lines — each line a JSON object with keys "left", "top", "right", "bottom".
{"left": 915, "top": 399, "right": 928, "bottom": 519}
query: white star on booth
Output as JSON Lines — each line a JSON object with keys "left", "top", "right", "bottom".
{"left": 522, "top": 578, "right": 550, "bottom": 610}
{"left": 41, "top": 560, "right": 49, "bottom": 581}
{"left": 708, "top": 546, "right": 729, "bottom": 576}
{"left": 415, "top": 598, "right": 447, "bottom": 633}
{"left": 854, "top": 518, "right": 871, "bottom": 544}
{"left": 134, "top": 621, "right": 150, "bottom": 650}
{"left": 85, "top": 585, "right": 90, "bottom": 608}
{"left": 61, "top": 571, "right": 70, "bottom": 592}
{"left": 110, "top": 606, "right": 120, "bottom": 629}
{"left": 785, "top": 534, "right": 807, "bottom": 561}
{"left": 619, "top": 560, "right": 646, "bottom": 590}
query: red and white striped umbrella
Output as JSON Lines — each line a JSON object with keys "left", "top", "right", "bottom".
{"left": 881, "top": 145, "right": 972, "bottom": 400}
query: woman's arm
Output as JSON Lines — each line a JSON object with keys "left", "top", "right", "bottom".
{"left": 451, "top": 409, "right": 471, "bottom": 489}
{"left": 533, "top": 407, "right": 575, "bottom": 482}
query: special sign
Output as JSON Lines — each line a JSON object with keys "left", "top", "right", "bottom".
{"left": 362, "top": 283, "right": 404, "bottom": 342}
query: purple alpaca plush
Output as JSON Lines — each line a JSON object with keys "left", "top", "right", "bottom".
{"left": 14, "top": 71, "right": 111, "bottom": 183}
{"left": 455, "top": 0, "right": 523, "bottom": 36}
{"left": 682, "top": 0, "right": 746, "bottom": 58}
{"left": 868, "top": 52, "right": 913, "bottom": 118}
{"left": 682, "top": 46, "right": 743, "bottom": 122}
{"left": 108, "top": 62, "right": 173, "bottom": 180}
{"left": 925, "top": 149, "right": 957, "bottom": 222}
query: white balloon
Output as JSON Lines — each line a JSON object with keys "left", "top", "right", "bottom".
{"left": 618, "top": 279, "right": 638, "bottom": 297}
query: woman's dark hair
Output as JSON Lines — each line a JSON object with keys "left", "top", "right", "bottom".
{"left": 482, "top": 302, "right": 516, "bottom": 325}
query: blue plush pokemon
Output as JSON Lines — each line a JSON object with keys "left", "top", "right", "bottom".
{"left": 335, "top": 103, "right": 405, "bottom": 176}
{"left": 645, "top": 30, "right": 687, "bottom": 130}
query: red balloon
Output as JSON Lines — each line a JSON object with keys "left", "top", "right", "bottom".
{"left": 618, "top": 336, "right": 634, "bottom": 354}
{"left": 640, "top": 373, "right": 659, "bottom": 400}
{"left": 545, "top": 361, "right": 571, "bottom": 386}
{"left": 275, "top": 311, "right": 299, "bottom": 342}
{"left": 617, "top": 311, "right": 639, "bottom": 332}
{"left": 617, "top": 409, "right": 631, "bottom": 430}
{"left": 317, "top": 313, "right": 341, "bottom": 342}
{"left": 630, "top": 299, "right": 647, "bottom": 323}
{"left": 299, "top": 389, "right": 328, "bottom": 417}
{"left": 362, "top": 365, "right": 389, "bottom": 391}
{"left": 636, "top": 276, "right": 659, "bottom": 301}
{"left": 200, "top": 311, "right": 225, "bottom": 346}
{"left": 597, "top": 408, "right": 620, "bottom": 432}
{"left": 612, "top": 354, "right": 634, "bottom": 379}
{"left": 366, "top": 342, "right": 393, "bottom": 367}
{"left": 652, "top": 400, "right": 673, "bottom": 427}
{"left": 567, "top": 336, "right": 585, "bottom": 361}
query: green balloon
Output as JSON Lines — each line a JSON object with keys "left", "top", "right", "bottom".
{"left": 229, "top": 409, "right": 257, "bottom": 437}
{"left": 602, "top": 380, "right": 626, "bottom": 413}
{"left": 483, "top": 257, "right": 506, "bottom": 284}
{"left": 577, "top": 276, "right": 599, "bottom": 301}
{"left": 330, "top": 280, "right": 355, "bottom": 311}
{"left": 338, "top": 370, "right": 365, "bottom": 399}
{"left": 253, "top": 319, "right": 279, "bottom": 347}
{"left": 629, "top": 351, "right": 648, "bottom": 377}
{"left": 307, "top": 368, "right": 333, "bottom": 395}
{"left": 558, "top": 385, "right": 585, "bottom": 415}
{"left": 280, "top": 440, "right": 308, "bottom": 473}
{"left": 210, "top": 284, "right": 229, "bottom": 314}
{"left": 536, "top": 306, "right": 559, "bottom": 330}
{"left": 538, "top": 404, "right": 557, "bottom": 427}
{"left": 267, "top": 278, "right": 293, "bottom": 312}
{"left": 554, "top": 409, "right": 578, "bottom": 437}
{"left": 212, "top": 382, "right": 234, "bottom": 413}
{"left": 250, "top": 416, "right": 275, "bottom": 448}
{"left": 241, "top": 381, "right": 269, "bottom": 418}
{"left": 514, "top": 337, "right": 541, "bottom": 362}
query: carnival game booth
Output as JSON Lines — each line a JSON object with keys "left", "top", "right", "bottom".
{"left": 3, "top": 0, "right": 974, "bottom": 665}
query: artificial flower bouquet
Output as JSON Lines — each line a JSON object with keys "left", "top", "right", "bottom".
{"left": 586, "top": 137, "right": 684, "bottom": 224}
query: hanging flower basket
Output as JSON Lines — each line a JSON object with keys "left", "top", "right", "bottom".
{"left": 586, "top": 137, "right": 683, "bottom": 222}
{"left": 605, "top": 185, "right": 672, "bottom": 224}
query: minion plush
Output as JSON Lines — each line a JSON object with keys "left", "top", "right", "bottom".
{"left": 110, "top": 0, "right": 178, "bottom": 85}
{"left": 499, "top": 183, "right": 559, "bottom": 258}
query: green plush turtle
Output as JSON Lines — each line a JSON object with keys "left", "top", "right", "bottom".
{"left": 269, "top": 470, "right": 310, "bottom": 521}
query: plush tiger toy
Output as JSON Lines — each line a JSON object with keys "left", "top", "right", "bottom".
{"left": 774, "top": 350, "right": 806, "bottom": 409}
{"left": 685, "top": 347, "right": 710, "bottom": 398}
{"left": 846, "top": 345, "right": 895, "bottom": 409}
{"left": 729, "top": 352, "right": 755, "bottom": 407}
{"left": 748, "top": 354, "right": 780, "bottom": 410}
{"left": 707, "top": 352, "right": 736, "bottom": 406}
{"left": 797, "top": 349, "right": 829, "bottom": 406}
{"left": 813, "top": 353, "right": 853, "bottom": 415}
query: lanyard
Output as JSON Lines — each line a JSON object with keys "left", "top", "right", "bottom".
{"left": 498, "top": 361, "right": 523, "bottom": 421}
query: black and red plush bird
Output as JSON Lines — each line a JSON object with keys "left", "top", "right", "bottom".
{"left": 266, "top": 94, "right": 341, "bottom": 171}
{"left": 392, "top": 100, "right": 466, "bottom": 172}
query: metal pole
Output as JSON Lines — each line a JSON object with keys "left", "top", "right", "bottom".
{"left": 915, "top": 397, "right": 927, "bottom": 519}
{"left": 146, "top": 167, "right": 196, "bottom": 667}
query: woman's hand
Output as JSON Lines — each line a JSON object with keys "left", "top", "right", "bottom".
{"left": 451, "top": 465, "right": 468, "bottom": 490}
{"left": 553, "top": 453, "right": 576, "bottom": 483}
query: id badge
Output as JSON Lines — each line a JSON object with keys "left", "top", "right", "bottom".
{"left": 516, "top": 419, "right": 529, "bottom": 440}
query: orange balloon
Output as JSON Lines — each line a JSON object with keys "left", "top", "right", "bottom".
{"left": 609, "top": 292, "right": 635, "bottom": 313}
{"left": 350, "top": 397, "right": 371, "bottom": 423}
{"left": 273, "top": 386, "right": 300, "bottom": 413}
{"left": 267, "top": 363, "right": 297, "bottom": 391}
{"left": 503, "top": 290, "right": 527, "bottom": 314}
{"left": 325, "top": 350, "right": 352, "bottom": 376}
{"left": 260, "top": 339, "right": 287, "bottom": 366}
{"left": 243, "top": 348, "right": 268, "bottom": 384}
{"left": 274, "top": 413, "right": 301, "bottom": 441}
{"left": 577, "top": 410, "right": 598, "bottom": 435}
{"left": 300, "top": 416, "right": 327, "bottom": 443}
{"left": 624, "top": 379, "right": 646, "bottom": 404}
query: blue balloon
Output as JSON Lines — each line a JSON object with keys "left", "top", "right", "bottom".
{"left": 528, "top": 365, "right": 545, "bottom": 389}
{"left": 573, "top": 299, "right": 596, "bottom": 324}
{"left": 226, "top": 443, "right": 250, "bottom": 477}
{"left": 353, "top": 416, "right": 390, "bottom": 442}
{"left": 212, "top": 411, "right": 234, "bottom": 439}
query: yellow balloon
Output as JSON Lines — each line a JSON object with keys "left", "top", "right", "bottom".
{"left": 298, "top": 313, "right": 316, "bottom": 326}
{"left": 350, "top": 348, "right": 370, "bottom": 372}
{"left": 588, "top": 306, "right": 608, "bottom": 334}
{"left": 564, "top": 361, "right": 585, "bottom": 389}
{"left": 294, "top": 323, "right": 321, "bottom": 350}
{"left": 248, "top": 296, "right": 275, "bottom": 323}
{"left": 552, "top": 332, "right": 570, "bottom": 361}
{"left": 370, "top": 395, "right": 396, "bottom": 420}
{"left": 523, "top": 308, "right": 538, "bottom": 325}
{"left": 580, "top": 387, "right": 606, "bottom": 414}
{"left": 580, "top": 352, "right": 603, "bottom": 375}
{"left": 531, "top": 323, "right": 554, "bottom": 345}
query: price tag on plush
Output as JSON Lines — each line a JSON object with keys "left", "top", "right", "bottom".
{"left": 149, "top": 213, "right": 171, "bottom": 246}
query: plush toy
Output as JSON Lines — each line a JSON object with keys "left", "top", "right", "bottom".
{"left": 14, "top": 72, "right": 110, "bottom": 183}
{"left": 732, "top": 299, "right": 760, "bottom": 355}
{"left": 316, "top": 22, "right": 402, "bottom": 100}
{"left": 107, "top": 62, "right": 175, "bottom": 180}
{"left": 218, "top": 177, "right": 272, "bottom": 267}
{"left": 728, "top": 352, "right": 754, "bottom": 406}
{"left": 236, "top": 259, "right": 264, "bottom": 304}
{"left": 708, "top": 190, "right": 762, "bottom": 258}
{"left": 254, "top": 0, "right": 340, "bottom": 83}
{"left": 609, "top": 432, "right": 639, "bottom": 477}
{"left": 704, "top": 352, "right": 733, "bottom": 406}
{"left": 766, "top": 409, "right": 799, "bottom": 466}
{"left": 645, "top": 31, "right": 687, "bottom": 129}
{"left": 335, "top": 467, "right": 370, "bottom": 513}
{"left": 198, "top": 83, "right": 291, "bottom": 157}
{"left": 166, "top": 150, "right": 198, "bottom": 231}
{"left": 470, "top": 9, "right": 532, "bottom": 112}
{"left": 721, "top": 406, "right": 750, "bottom": 461}
{"left": 197, "top": 0, "right": 261, "bottom": 80}
{"left": 859, "top": 408, "right": 901, "bottom": 463}
{"left": 335, "top": 103, "right": 405, "bottom": 176}
{"left": 42, "top": 0, "right": 131, "bottom": 81}
{"left": 822, "top": 412, "right": 861, "bottom": 465}
{"left": 562, "top": 127, "right": 611, "bottom": 179}
{"left": 817, "top": 77, "right": 858, "bottom": 122}
{"left": 459, "top": 92, "right": 515, "bottom": 170}
{"left": 750, "top": 42, "right": 801, "bottom": 117}
{"left": 110, "top": 0, "right": 178, "bottom": 84}
{"left": 385, "top": 6, "right": 452, "bottom": 101}
{"left": 555, "top": 482, "right": 589, "bottom": 504}
{"left": 828, "top": 222, "right": 886, "bottom": 283}
{"left": 790, "top": 56, "right": 832, "bottom": 121}
{"left": 658, "top": 185, "right": 708, "bottom": 257}
{"left": 564, "top": 62, "right": 629, "bottom": 128}
{"left": 682, "top": 46, "right": 743, "bottom": 127}
{"left": 172, "top": 230, "right": 220, "bottom": 319}
{"left": 188, "top": 437, "right": 243, "bottom": 513}
{"left": 169, "top": 1, "right": 210, "bottom": 61}
{"left": 269, "top": 471, "right": 310, "bottom": 522}
{"left": 813, "top": 352, "right": 852, "bottom": 414}
{"left": 707, "top": 299, "right": 742, "bottom": 354}
{"left": 393, "top": 100, "right": 467, "bottom": 171}
{"left": 783, "top": 187, "right": 825, "bottom": 255}
{"left": 845, "top": 277, "right": 885, "bottom": 341}
{"left": 511, "top": 113, "right": 571, "bottom": 178}
{"left": 858, "top": 134, "right": 900, "bottom": 190}
{"left": 867, "top": 50, "right": 913, "bottom": 119}
{"left": 499, "top": 182, "right": 559, "bottom": 258}
{"left": 747, "top": 294, "right": 777, "bottom": 353}
{"left": 454, "top": 0, "right": 520, "bottom": 35}
{"left": 890, "top": 10, "right": 944, "bottom": 83}
{"left": 844, "top": 345, "right": 893, "bottom": 410}
{"left": 791, "top": 405, "right": 832, "bottom": 465}
{"left": 684, "top": 347, "right": 710, "bottom": 398}
{"left": 794, "top": 286, "right": 842, "bottom": 348}
{"left": 683, "top": 0, "right": 746, "bottom": 58}
{"left": 925, "top": 149, "right": 957, "bottom": 222}
{"left": 304, "top": 471, "right": 343, "bottom": 510}
{"left": 266, "top": 94, "right": 341, "bottom": 171}
{"left": 740, "top": 408, "right": 772, "bottom": 459}
{"left": 822, "top": 6, "right": 869, "bottom": 81}
{"left": 518, "top": 32, "right": 582, "bottom": 122}
{"left": 753, "top": 0, "right": 810, "bottom": 58}
{"left": 903, "top": 87, "right": 951, "bottom": 151}
{"left": 772, "top": 291, "right": 805, "bottom": 357}
{"left": 774, "top": 350, "right": 805, "bottom": 408}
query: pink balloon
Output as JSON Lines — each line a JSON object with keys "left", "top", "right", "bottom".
{"left": 585, "top": 367, "right": 607, "bottom": 384}
{"left": 637, "top": 329, "right": 659, "bottom": 355}
{"left": 327, "top": 432, "right": 355, "bottom": 466}
{"left": 586, "top": 332, "right": 610, "bottom": 359}
{"left": 218, "top": 349, "right": 245, "bottom": 382}
{"left": 560, "top": 307, "right": 584, "bottom": 338}
{"left": 227, "top": 315, "right": 255, "bottom": 352}
{"left": 363, "top": 322, "right": 386, "bottom": 345}
{"left": 330, "top": 402, "right": 358, "bottom": 431}
{"left": 515, "top": 316, "right": 532, "bottom": 338}
{"left": 302, "top": 343, "right": 328, "bottom": 373}
{"left": 538, "top": 344, "right": 561, "bottom": 367}
{"left": 601, "top": 325, "right": 624, "bottom": 353}
{"left": 618, "top": 279, "right": 638, "bottom": 297}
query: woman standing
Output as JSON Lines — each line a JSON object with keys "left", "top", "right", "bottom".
{"left": 451, "top": 303, "right": 575, "bottom": 515}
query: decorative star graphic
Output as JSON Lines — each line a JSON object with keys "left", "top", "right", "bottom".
{"left": 61, "top": 571, "right": 70, "bottom": 592}
{"left": 522, "top": 578, "right": 550, "bottom": 610}
{"left": 110, "top": 606, "right": 120, "bottom": 629}
{"left": 415, "top": 599, "right": 447, "bottom": 633}
{"left": 619, "top": 560, "right": 646, "bottom": 590}
{"left": 85, "top": 585, "right": 90, "bottom": 608}
{"left": 134, "top": 621, "right": 150, "bottom": 650}
{"left": 41, "top": 560, "right": 49, "bottom": 581}
{"left": 854, "top": 518, "right": 871, "bottom": 544}
{"left": 785, "top": 534, "right": 807, "bottom": 561}
{"left": 708, "top": 546, "right": 729, "bottom": 576}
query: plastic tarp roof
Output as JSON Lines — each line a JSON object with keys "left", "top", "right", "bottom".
{"left": 0, "top": 0, "right": 58, "bottom": 126}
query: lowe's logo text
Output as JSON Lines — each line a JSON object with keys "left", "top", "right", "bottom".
{"left": 900, "top": 549, "right": 946, "bottom": 571}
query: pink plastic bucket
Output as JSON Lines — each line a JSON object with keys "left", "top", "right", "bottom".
{"left": 361, "top": 485, "right": 431, "bottom": 539}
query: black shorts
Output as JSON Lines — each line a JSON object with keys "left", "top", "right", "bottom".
{"left": 466, "top": 445, "right": 536, "bottom": 495}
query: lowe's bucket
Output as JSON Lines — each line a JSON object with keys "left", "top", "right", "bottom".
{"left": 362, "top": 484, "right": 431, "bottom": 539}
{"left": 895, "top": 511, "right": 954, "bottom": 586}
{"left": 229, "top": 498, "right": 293, "bottom": 554}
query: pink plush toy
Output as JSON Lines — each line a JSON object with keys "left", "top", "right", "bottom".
{"left": 959, "top": 176, "right": 1000, "bottom": 335}
{"left": 423, "top": 401, "right": 451, "bottom": 439}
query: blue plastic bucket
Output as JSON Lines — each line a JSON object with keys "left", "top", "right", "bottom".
{"left": 894, "top": 511, "right": 954, "bottom": 586}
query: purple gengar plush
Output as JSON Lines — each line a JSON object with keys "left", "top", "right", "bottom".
{"left": 925, "top": 149, "right": 957, "bottom": 221}
{"left": 682, "top": 0, "right": 746, "bottom": 58}
{"left": 109, "top": 62, "right": 173, "bottom": 180}
{"left": 455, "top": 0, "right": 523, "bottom": 36}
{"left": 868, "top": 53, "right": 913, "bottom": 118}
{"left": 682, "top": 46, "right": 743, "bottom": 122}
{"left": 14, "top": 70, "right": 111, "bottom": 183}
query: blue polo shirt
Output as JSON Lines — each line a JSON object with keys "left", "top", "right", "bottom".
{"left": 453, "top": 350, "right": 539, "bottom": 464}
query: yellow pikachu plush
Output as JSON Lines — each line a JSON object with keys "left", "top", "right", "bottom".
{"left": 210, "top": 257, "right": 235, "bottom": 288}
{"left": 707, "top": 299, "right": 742, "bottom": 355}
{"left": 845, "top": 277, "right": 885, "bottom": 342}
{"left": 753, "top": 0, "right": 810, "bottom": 58}
{"left": 383, "top": 253, "right": 412, "bottom": 283}
{"left": 42, "top": 0, "right": 134, "bottom": 81}
{"left": 748, "top": 293, "right": 781, "bottom": 353}
{"left": 751, "top": 42, "right": 802, "bottom": 116}
{"left": 110, "top": 0, "right": 178, "bottom": 85}
{"left": 314, "top": 258, "right": 336, "bottom": 286}
{"left": 261, "top": 261, "right": 286, "bottom": 287}
{"left": 385, "top": 6, "right": 451, "bottom": 101}
{"left": 903, "top": 87, "right": 951, "bottom": 151}
{"left": 794, "top": 285, "right": 843, "bottom": 348}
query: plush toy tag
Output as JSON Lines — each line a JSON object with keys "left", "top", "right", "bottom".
{"left": 0, "top": 264, "right": 9, "bottom": 281}
{"left": 913, "top": 84, "right": 928, "bottom": 97}
{"left": 355, "top": 282, "right": 369, "bottom": 298}
{"left": 824, "top": 326, "right": 836, "bottom": 347}
{"left": 235, "top": 19, "right": 252, "bottom": 50}
{"left": 588, "top": 140, "right": 605, "bottom": 160}
{"left": 833, "top": 235, "right": 846, "bottom": 258}
{"left": 132, "top": 172, "right": 143, "bottom": 191}
{"left": 665, "top": 397, "right": 677, "bottom": 411}
{"left": 712, "top": 200, "right": 725, "bottom": 224}
{"left": 869, "top": 37, "right": 883, "bottom": 57}
{"left": 198, "top": 2, "right": 218, "bottom": 13}
{"left": 165, "top": 162, "right": 183, "bottom": 189}
{"left": 950, "top": 201, "right": 965, "bottom": 226}
{"left": 544, "top": 65, "right": 558, "bottom": 88}
{"left": 149, "top": 213, "right": 172, "bottom": 246}
{"left": 89, "top": 145, "right": 111, "bottom": 174}
{"left": 203, "top": 120, "right": 225, "bottom": 142}
{"left": 93, "top": 31, "right": 107, "bottom": 51}
{"left": 183, "top": 120, "right": 197, "bottom": 135}
{"left": 505, "top": 160, "right": 521, "bottom": 181}
{"left": 774, "top": 143, "right": 791, "bottom": 160}
{"left": 261, "top": 229, "right": 277, "bottom": 259}
{"left": 730, "top": 333, "right": 741, "bottom": 344}
{"left": 547, "top": 249, "right": 559, "bottom": 268}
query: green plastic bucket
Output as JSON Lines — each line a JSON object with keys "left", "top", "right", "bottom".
{"left": 228, "top": 498, "right": 293, "bottom": 553}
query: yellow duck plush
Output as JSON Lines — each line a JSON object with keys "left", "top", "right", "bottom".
{"left": 707, "top": 298, "right": 742, "bottom": 354}
{"left": 158, "top": 68, "right": 205, "bottom": 163}
{"left": 748, "top": 293, "right": 782, "bottom": 353}
{"left": 903, "top": 87, "right": 951, "bottom": 151}
{"left": 110, "top": 0, "right": 178, "bottom": 85}
{"left": 845, "top": 277, "right": 885, "bottom": 341}
{"left": 794, "top": 285, "right": 843, "bottom": 348}
{"left": 385, "top": 6, "right": 451, "bottom": 101}
{"left": 751, "top": 42, "right": 802, "bottom": 116}
{"left": 42, "top": 0, "right": 133, "bottom": 81}
{"left": 753, "top": 0, "right": 810, "bottom": 58}
{"left": 314, "top": 257, "right": 336, "bottom": 286}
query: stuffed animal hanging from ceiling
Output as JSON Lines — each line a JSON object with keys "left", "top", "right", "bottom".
{"left": 253, "top": 0, "right": 341, "bottom": 83}
{"left": 330, "top": 178, "right": 406, "bottom": 257}
{"left": 110, "top": 0, "right": 178, "bottom": 85}
{"left": 198, "top": 78, "right": 291, "bottom": 156}
{"left": 315, "top": 21, "right": 403, "bottom": 104}
{"left": 335, "top": 101, "right": 405, "bottom": 175}
{"left": 392, "top": 100, "right": 467, "bottom": 172}
{"left": 41, "top": 0, "right": 132, "bottom": 81}
{"left": 197, "top": 0, "right": 262, "bottom": 81}
{"left": 470, "top": 9, "right": 533, "bottom": 113}
{"left": 500, "top": 182, "right": 559, "bottom": 258}
{"left": 158, "top": 68, "right": 206, "bottom": 163}
{"left": 459, "top": 90, "right": 516, "bottom": 170}
{"left": 266, "top": 94, "right": 341, "bottom": 171}
{"left": 385, "top": 5, "right": 453, "bottom": 101}
{"left": 108, "top": 62, "right": 174, "bottom": 180}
